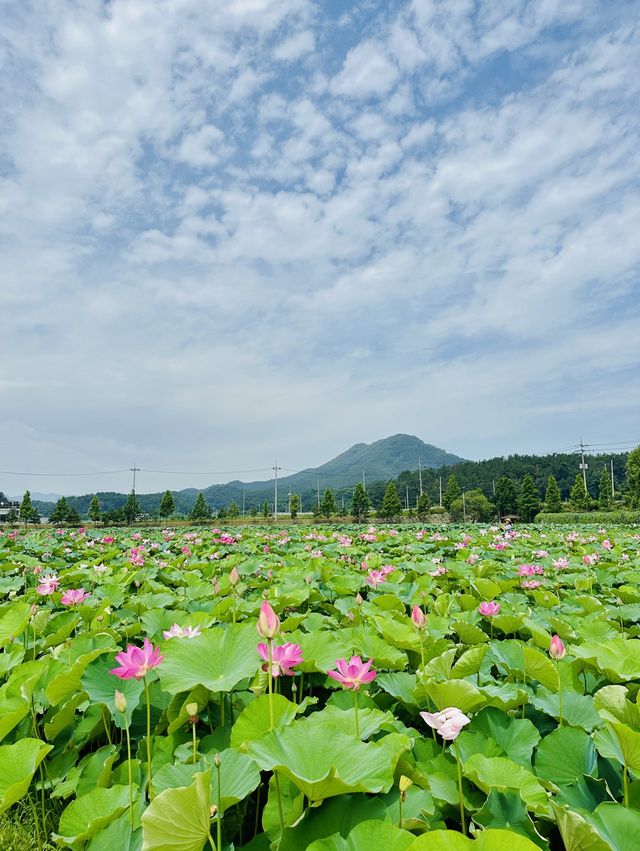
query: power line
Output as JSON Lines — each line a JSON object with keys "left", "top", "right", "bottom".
{"left": 0, "top": 468, "right": 129, "bottom": 477}
{"left": 139, "top": 467, "right": 274, "bottom": 476}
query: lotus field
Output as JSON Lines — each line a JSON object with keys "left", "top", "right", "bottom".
{"left": 1, "top": 523, "right": 640, "bottom": 850}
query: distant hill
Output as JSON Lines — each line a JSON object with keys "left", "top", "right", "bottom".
{"left": 27, "top": 434, "right": 464, "bottom": 516}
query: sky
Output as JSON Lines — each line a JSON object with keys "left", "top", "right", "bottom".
{"left": 1, "top": 0, "right": 639, "bottom": 497}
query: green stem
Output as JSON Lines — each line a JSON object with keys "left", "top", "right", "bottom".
{"left": 556, "top": 661, "right": 563, "bottom": 726}
{"left": 39, "top": 763, "right": 46, "bottom": 838}
{"left": 232, "top": 589, "right": 236, "bottom": 623}
{"left": 144, "top": 678, "right": 154, "bottom": 799}
{"left": 125, "top": 724, "right": 134, "bottom": 829}
{"left": 354, "top": 688, "right": 360, "bottom": 738}
{"left": 192, "top": 723, "right": 197, "bottom": 764}
{"left": 28, "top": 794, "right": 41, "bottom": 850}
{"left": 623, "top": 763, "right": 629, "bottom": 807}
{"left": 216, "top": 758, "right": 222, "bottom": 851}
{"left": 419, "top": 635, "right": 425, "bottom": 670}
{"left": 267, "top": 641, "right": 274, "bottom": 731}
{"left": 220, "top": 693, "right": 225, "bottom": 726}
{"left": 208, "top": 832, "right": 216, "bottom": 851}
{"left": 274, "top": 770, "right": 285, "bottom": 837}
{"left": 103, "top": 706, "right": 112, "bottom": 744}
{"left": 253, "top": 781, "right": 261, "bottom": 839}
{"left": 454, "top": 741, "right": 466, "bottom": 836}
{"left": 398, "top": 792, "right": 403, "bottom": 829}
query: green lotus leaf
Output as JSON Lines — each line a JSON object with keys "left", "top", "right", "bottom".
{"left": 492, "top": 614, "right": 525, "bottom": 635}
{"left": 407, "top": 828, "right": 543, "bottom": 849}
{"left": 462, "top": 754, "right": 549, "bottom": 813}
{"left": 530, "top": 689, "right": 601, "bottom": 731}
{"left": 278, "top": 792, "right": 388, "bottom": 851}
{"left": 81, "top": 655, "right": 144, "bottom": 729}
{"left": 473, "top": 790, "right": 548, "bottom": 849}
{"left": 248, "top": 719, "right": 410, "bottom": 803}
{"left": 585, "top": 801, "right": 640, "bottom": 851}
{"left": 470, "top": 707, "right": 540, "bottom": 766}
{"left": 550, "top": 805, "right": 610, "bottom": 851}
{"left": 0, "top": 600, "right": 32, "bottom": 647}
{"left": 534, "top": 727, "right": 597, "bottom": 785}
{"left": 570, "top": 638, "right": 640, "bottom": 682}
{"left": 452, "top": 645, "right": 487, "bottom": 678}
{"left": 307, "top": 819, "right": 415, "bottom": 850}
{"left": 521, "top": 646, "right": 559, "bottom": 692}
{"left": 422, "top": 648, "right": 457, "bottom": 680}
{"left": 0, "top": 738, "right": 53, "bottom": 814}
{"left": 289, "top": 629, "right": 353, "bottom": 673}
{"left": 47, "top": 634, "right": 118, "bottom": 706}
{"left": 348, "top": 626, "right": 408, "bottom": 669}
{"left": 371, "top": 615, "right": 422, "bottom": 652}
{"left": 424, "top": 678, "right": 486, "bottom": 714}
{"left": 158, "top": 624, "right": 260, "bottom": 694}
{"left": 231, "top": 694, "right": 298, "bottom": 748}
{"left": 141, "top": 769, "right": 212, "bottom": 851}
{"left": 593, "top": 721, "right": 640, "bottom": 776}
{"left": 452, "top": 621, "right": 490, "bottom": 645}
{"left": 480, "top": 682, "right": 528, "bottom": 711}
{"left": 53, "top": 784, "right": 136, "bottom": 850}
{"left": 593, "top": 685, "right": 640, "bottom": 727}
{"left": 206, "top": 748, "right": 261, "bottom": 813}
{"left": 377, "top": 672, "right": 419, "bottom": 707}
{"left": 84, "top": 811, "right": 141, "bottom": 851}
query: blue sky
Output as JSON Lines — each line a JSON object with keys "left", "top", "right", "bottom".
{"left": 1, "top": 0, "right": 639, "bottom": 496}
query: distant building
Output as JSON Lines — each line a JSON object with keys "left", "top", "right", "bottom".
{"left": 0, "top": 496, "right": 20, "bottom": 522}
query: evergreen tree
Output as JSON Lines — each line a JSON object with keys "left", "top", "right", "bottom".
{"left": 227, "top": 500, "right": 240, "bottom": 519}
{"left": 518, "top": 475, "right": 540, "bottom": 522}
{"left": 450, "top": 489, "right": 494, "bottom": 522}
{"left": 66, "top": 507, "right": 83, "bottom": 525}
{"left": 626, "top": 445, "right": 640, "bottom": 508}
{"left": 49, "top": 497, "right": 71, "bottom": 525}
{"left": 88, "top": 495, "right": 102, "bottom": 523}
{"left": 190, "top": 492, "right": 212, "bottom": 522}
{"left": 6, "top": 508, "right": 18, "bottom": 524}
{"left": 249, "top": 505, "right": 258, "bottom": 518}
{"left": 494, "top": 476, "right": 518, "bottom": 518}
{"left": 416, "top": 492, "right": 431, "bottom": 519}
{"left": 442, "top": 474, "right": 462, "bottom": 511}
{"left": 19, "top": 490, "right": 40, "bottom": 524}
{"left": 320, "top": 488, "right": 337, "bottom": 518}
{"left": 289, "top": 493, "right": 301, "bottom": 519}
{"left": 123, "top": 491, "right": 142, "bottom": 523}
{"left": 380, "top": 481, "right": 403, "bottom": 519}
{"left": 351, "top": 483, "right": 370, "bottom": 523}
{"left": 544, "top": 475, "right": 562, "bottom": 513}
{"left": 598, "top": 467, "right": 612, "bottom": 510}
{"left": 158, "top": 490, "right": 175, "bottom": 519}
{"left": 262, "top": 499, "right": 271, "bottom": 518}
{"left": 569, "top": 474, "right": 589, "bottom": 510}
{"left": 217, "top": 505, "right": 227, "bottom": 520}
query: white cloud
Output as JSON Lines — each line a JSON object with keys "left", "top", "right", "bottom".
{"left": 273, "top": 29, "right": 315, "bottom": 61}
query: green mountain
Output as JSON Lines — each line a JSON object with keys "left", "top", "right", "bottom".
{"left": 28, "top": 434, "right": 464, "bottom": 517}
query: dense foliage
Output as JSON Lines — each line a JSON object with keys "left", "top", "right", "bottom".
{"left": 0, "top": 522, "right": 639, "bottom": 849}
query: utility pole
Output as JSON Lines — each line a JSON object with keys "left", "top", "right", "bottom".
{"left": 288, "top": 485, "right": 292, "bottom": 515}
{"left": 462, "top": 491, "right": 467, "bottom": 522}
{"left": 611, "top": 459, "right": 615, "bottom": 497}
{"left": 130, "top": 464, "right": 140, "bottom": 495}
{"left": 439, "top": 476, "right": 442, "bottom": 507}
{"left": 579, "top": 438, "right": 589, "bottom": 494}
{"left": 317, "top": 480, "right": 320, "bottom": 508}
{"left": 418, "top": 458, "right": 423, "bottom": 496}
{"left": 362, "top": 469, "right": 366, "bottom": 491}
{"left": 242, "top": 489, "right": 246, "bottom": 517}
{"left": 405, "top": 483, "right": 409, "bottom": 511}
{"left": 492, "top": 479, "right": 496, "bottom": 496}
{"left": 273, "top": 463, "right": 281, "bottom": 521}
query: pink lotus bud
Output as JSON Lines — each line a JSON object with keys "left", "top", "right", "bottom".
{"left": 355, "top": 593, "right": 363, "bottom": 605}
{"left": 478, "top": 601, "right": 500, "bottom": 617}
{"left": 114, "top": 689, "right": 128, "bottom": 713}
{"left": 411, "top": 605, "right": 426, "bottom": 629}
{"left": 549, "top": 634, "right": 566, "bottom": 660}
{"left": 229, "top": 566, "right": 240, "bottom": 586}
{"left": 256, "top": 600, "right": 280, "bottom": 639}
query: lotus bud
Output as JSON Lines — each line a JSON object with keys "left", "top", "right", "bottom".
{"left": 114, "top": 689, "right": 128, "bottom": 713}
{"left": 399, "top": 775, "right": 413, "bottom": 800}
{"left": 256, "top": 600, "right": 280, "bottom": 639}
{"left": 186, "top": 703, "right": 198, "bottom": 717}
{"left": 411, "top": 605, "right": 426, "bottom": 629}
{"left": 212, "top": 577, "right": 220, "bottom": 594}
{"left": 214, "top": 752, "right": 222, "bottom": 768}
{"left": 229, "top": 566, "right": 240, "bottom": 586}
{"left": 355, "top": 593, "right": 363, "bottom": 606}
{"left": 549, "top": 634, "right": 566, "bottom": 660}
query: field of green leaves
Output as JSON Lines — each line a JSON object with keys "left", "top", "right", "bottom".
{"left": 0, "top": 522, "right": 639, "bottom": 850}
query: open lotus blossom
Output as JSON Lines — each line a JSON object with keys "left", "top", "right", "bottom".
{"left": 110, "top": 638, "right": 164, "bottom": 680}
{"left": 162, "top": 624, "right": 201, "bottom": 639}
{"left": 478, "top": 601, "right": 500, "bottom": 617}
{"left": 549, "top": 634, "right": 566, "bottom": 660}
{"left": 257, "top": 641, "right": 303, "bottom": 676}
{"left": 552, "top": 557, "right": 569, "bottom": 568}
{"left": 36, "top": 574, "right": 60, "bottom": 595}
{"left": 601, "top": 539, "right": 613, "bottom": 550}
{"left": 521, "top": 579, "right": 541, "bottom": 589}
{"left": 61, "top": 588, "right": 89, "bottom": 606}
{"left": 328, "top": 656, "right": 377, "bottom": 691}
{"left": 366, "top": 569, "right": 386, "bottom": 587}
{"left": 256, "top": 600, "right": 280, "bottom": 639}
{"left": 420, "top": 707, "right": 471, "bottom": 740}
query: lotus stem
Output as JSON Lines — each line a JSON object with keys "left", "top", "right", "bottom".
{"left": 623, "top": 764, "right": 629, "bottom": 807}
{"left": 125, "top": 724, "right": 134, "bottom": 829}
{"left": 274, "top": 770, "right": 285, "bottom": 837}
{"left": 354, "top": 688, "right": 360, "bottom": 738}
{"left": 232, "top": 589, "right": 236, "bottom": 623}
{"left": 267, "top": 640, "right": 274, "bottom": 731}
{"left": 144, "top": 678, "right": 154, "bottom": 799}
{"left": 454, "top": 741, "right": 466, "bottom": 836}
{"left": 556, "top": 661, "right": 563, "bottom": 726}
{"left": 216, "top": 756, "right": 222, "bottom": 851}
{"left": 192, "top": 722, "right": 197, "bottom": 765}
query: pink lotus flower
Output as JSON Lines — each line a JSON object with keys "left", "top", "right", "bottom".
{"left": 478, "top": 601, "right": 500, "bottom": 617}
{"left": 429, "top": 565, "right": 447, "bottom": 577}
{"left": 37, "top": 574, "right": 60, "bottom": 595}
{"left": 601, "top": 539, "right": 612, "bottom": 551}
{"left": 61, "top": 588, "right": 89, "bottom": 606}
{"left": 162, "top": 623, "right": 201, "bottom": 640}
{"left": 256, "top": 600, "right": 280, "bottom": 639}
{"left": 328, "top": 656, "right": 377, "bottom": 691}
{"left": 583, "top": 554, "right": 599, "bottom": 566}
{"left": 466, "top": 554, "right": 480, "bottom": 565}
{"left": 518, "top": 564, "right": 544, "bottom": 576}
{"left": 411, "top": 605, "right": 426, "bottom": 629}
{"left": 366, "top": 570, "right": 386, "bottom": 587}
{"left": 110, "top": 638, "right": 164, "bottom": 680}
{"left": 420, "top": 706, "right": 471, "bottom": 741}
{"left": 549, "top": 634, "right": 566, "bottom": 660}
{"left": 257, "top": 642, "right": 303, "bottom": 677}
{"left": 552, "top": 557, "right": 569, "bottom": 568}
{"left": 229, "top": 566, "right": 240, "bottom": 586}
{"left": 521, "top": 579, "right": 541, "bottom": 589}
